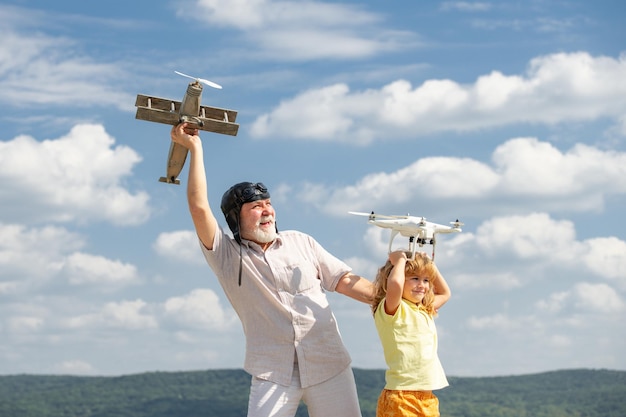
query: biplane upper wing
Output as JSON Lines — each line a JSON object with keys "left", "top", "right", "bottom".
{"left": 134, "top": 94, "right": 239, "bottom": 136}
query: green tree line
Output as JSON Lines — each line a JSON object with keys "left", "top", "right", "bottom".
{"left": 0, "top": 368, "right": 624, "bottom": 416}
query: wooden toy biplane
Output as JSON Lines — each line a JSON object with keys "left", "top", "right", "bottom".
{"left": 135, "top": 71, "right": 239, "bottom": 184}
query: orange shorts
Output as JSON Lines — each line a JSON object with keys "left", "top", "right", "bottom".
{"left": 376, "top": 389, "right": 440, "bottom": 417}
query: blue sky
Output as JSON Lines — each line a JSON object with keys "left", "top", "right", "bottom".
{"left": 1, "top": 0, "right": 625, "bottom": 378}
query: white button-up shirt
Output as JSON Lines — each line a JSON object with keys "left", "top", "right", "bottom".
{"left": 201, "top": 226, "right": 353, "bottom": 387}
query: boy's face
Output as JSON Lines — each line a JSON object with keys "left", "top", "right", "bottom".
{"left": 402, "top": 275, "right": 430, "bottom": 304}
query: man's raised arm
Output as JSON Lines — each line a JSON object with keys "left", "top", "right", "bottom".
{"left": 170, "top": 123, "right": 218, "bottom": 250}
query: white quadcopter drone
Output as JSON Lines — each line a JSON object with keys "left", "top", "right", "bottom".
{"left": 350, "top": 211, "right": 463, "bottom": 260}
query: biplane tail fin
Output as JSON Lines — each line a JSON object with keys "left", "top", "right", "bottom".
{"left": 159, "top": 176, "right": 181, "bottom": 185}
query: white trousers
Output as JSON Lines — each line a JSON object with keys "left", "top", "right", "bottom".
{"left": 247, "top": 365, "right": 362, "bottom": 417}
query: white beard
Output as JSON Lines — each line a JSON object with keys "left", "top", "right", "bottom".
{"left": 246, "top": 216, "right": 277, "bottom": 243}
{"left": 250, "top": 227, "right": 277, "bottom": 243}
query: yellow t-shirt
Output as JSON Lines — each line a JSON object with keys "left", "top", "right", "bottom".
{"left": 374, "top": 298, "right": 449, "bottom": 391}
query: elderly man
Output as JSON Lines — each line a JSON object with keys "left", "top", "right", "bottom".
{"left": 170, "top": 122, "right": 374, "bottom": 417}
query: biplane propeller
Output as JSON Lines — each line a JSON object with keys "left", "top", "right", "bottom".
{"left": 174, "top": 71, "right": 223, "bottom": 90}
{"left": 350, "top": 211, "right": 464, "bottom": 260}
{"left": 135, "top": 71, "right": 239, "bottom": 184}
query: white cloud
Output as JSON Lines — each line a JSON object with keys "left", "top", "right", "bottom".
{"left": 153, "top": 230, "right": 205, "bottom": 264}
{"left": 251, "top": 52, "right": 626, "bottom": 143}
{"left": 538, "top": 283, "right": 624, "bottom": 315}
{"left": 572, "top": 283, "right": 624, "bottom": 313}
{"left": 471, "top": 212, "right": 626, "bottom": 277}
{"left": 0, "top": 223, "right": 142, "bottom": 294}
{"left": 363, "top": 227, "right": 394, "bottom": 257}
{"left": 0, "top": 27, "right": 134, "bottom": 110}
{"left": 0, "top": 223, "right": 83, "bottom": 283}
{"left": 453, "top": 213, "right": 626, "bottom": 289}
{"left": 252, "top": 84, "right": 356, "bottom": 141}
{"left": 467, "top": 313, "right": 516, "bottom": 330}
{"left": 63, "top": 253, "right": 140, "bottom": 287}
{"left": 492, "top": 138, "right": 626, "bottom": 197}
{"left": 66, "top": 299, "right": 158, "bottom": 330}
{"left": 475, "top": 213, "right": 579, "bottom": 259}
{"left": 53, "top": 360, "right": 96, "bottom": 375}
{"left": 582, "top": 237, "right": 626, "bottom": 284}
{"left": 300, "top": 157, "right": 497, "bottom": 215}
{"left": 342, "top": 255, "right": 382, "bottom": 283}
{"left": 440, "top": 2, "right": 492, "bottom": 12}
{"left": 305, "top": 137, "right": 626, "bottom": 216}
{"left": 453, "top": 271, "right": 522, "bottom": 290}
{"left": 193, "top": 0, "right": 379, "bottom": 30}
{"left": 6, "top": 316, "right": 44, "bottom": 333}
{"left": 342, "top": 228, "right": 390, "bottom": 276}
{"left": 0, "top": 124, "right": 151, "bottom": 226}
{"left": 187, "top": 0, "right": 413, "bottom": 60}
{"left": 536, "top": 291, "right": 571, "bottom": 313}
{"left": 163, "top": 288, "right": 236, "bottom": 330}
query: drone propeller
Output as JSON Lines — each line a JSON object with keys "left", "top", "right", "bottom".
{"left": 348, "top": 211, "right": 408, "bottom": 220}
{"left": 450, "top": 219, "right": 464, "bottom": 228}
{"left": 175, "top": 71, "right": 222, "bottom": 89}
{"left": 348, "top": 211, "right": 372, "bottom": 217}
{"left": 348, "top": 211, "right": 379, "bottom": 221}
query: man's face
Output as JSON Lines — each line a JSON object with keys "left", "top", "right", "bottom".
{"left": 239, "top": 198, "right": 277, "bottom": 244}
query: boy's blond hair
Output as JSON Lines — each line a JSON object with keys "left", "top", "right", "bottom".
{"left": 371, "top": 251, "right": 438, "bottom": 316}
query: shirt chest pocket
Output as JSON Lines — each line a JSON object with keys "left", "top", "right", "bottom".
{"left": 279, "top": 262, "right": 321, "bottom": 294}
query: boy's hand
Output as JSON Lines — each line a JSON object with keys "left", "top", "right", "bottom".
{"left": 388, "top": 250, "right": 408, "bottom": 265}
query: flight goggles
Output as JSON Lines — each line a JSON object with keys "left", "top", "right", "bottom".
{"left": 238, "top": 182, "right": 269, "bottom": 204}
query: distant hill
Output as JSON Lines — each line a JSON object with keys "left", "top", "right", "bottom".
{"left": 1, "top": 368, "right": 624, "bottom": 417}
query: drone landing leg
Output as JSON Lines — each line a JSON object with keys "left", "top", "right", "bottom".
{"left": 408, "top": 236, "right": 417, "bottom": 259}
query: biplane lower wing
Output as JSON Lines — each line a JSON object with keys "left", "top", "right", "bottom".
{"left": 134, "top": 94, "right": 239, "bottom": 136}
